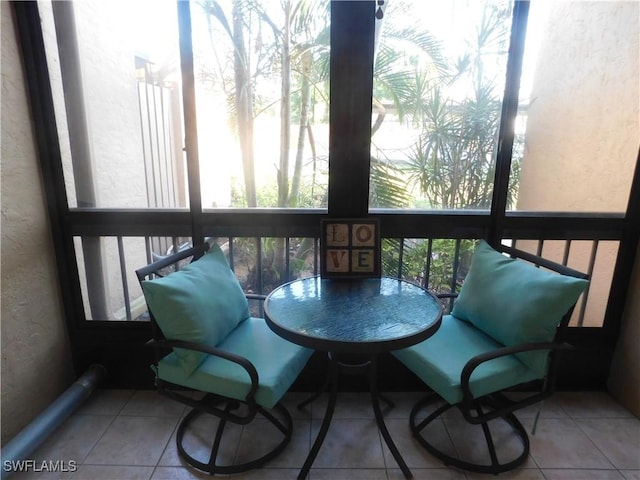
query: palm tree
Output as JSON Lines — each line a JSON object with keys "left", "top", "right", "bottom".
{"left": 400, "top": 2, "right": 514, "bottom": 210}
{"left": 200, "top": 0, "right": 329, "bottom": 288}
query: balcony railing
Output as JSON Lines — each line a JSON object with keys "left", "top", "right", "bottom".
{"left": 89, "top": 233, "right": 607, "bottom": 328}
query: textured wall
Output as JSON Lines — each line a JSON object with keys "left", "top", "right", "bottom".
{"left": 517, "top": 1, "right": 639, "bottom": 213}
{"left": 516, "top": 2, "right": 639, "bottom": 328}
{"left": 1, "top": 3, "right": 74, "bottom": 443}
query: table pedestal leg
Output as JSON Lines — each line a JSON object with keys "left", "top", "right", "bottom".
{"left": 297, "top": 355, "right": 339, "bottom": 480}
{"left": 369, "top": 355, "right": 413, "bottom": 479}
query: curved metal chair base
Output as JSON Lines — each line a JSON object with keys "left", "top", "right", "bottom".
{"left": 410, "top": 395, "right": 530, "bottom": 475}
{"left": 176, "top": 401, "right": 293, "bottom": 475}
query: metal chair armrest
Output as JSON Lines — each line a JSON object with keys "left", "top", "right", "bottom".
{"left": 459, "top": 341, "right": 572, "bottom": 422}
{"left": 461, "top": 341, "right": 572, "bottom": 386}
{"left": 148, "top": 338, "right": 260, "bottom": 399}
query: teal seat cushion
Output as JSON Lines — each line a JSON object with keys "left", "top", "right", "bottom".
{"left": 451, "top": 241, "right": 588, "bottom": 375}
{"left": 393, "top": 315, "right": 541, "bottom": 405}
{"left": 141, "top": 244, "right": 250, "bottom": 376}
{"left": 155, "top": 317, "right": 313, "bottom": 409}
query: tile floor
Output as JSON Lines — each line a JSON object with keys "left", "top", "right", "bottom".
{"left": 11, "top": 389, "right": 640, "bottom": 480}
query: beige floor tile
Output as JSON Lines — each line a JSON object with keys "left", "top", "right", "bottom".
{"left": 555, "top": 392, "right": 635, "bottom": 419}
{"left": 576, "top": 418, "right": 640, "bottom": 469}
{"left": 11, "top": 389, "right": 637, "bottom": 480}
{"left": 75, "top": 389, "right": 135, "bottom": 416}
{"left": 466, "top": 468, "right": 546, "bottom": 479}
{"left": 224, "top": 467, "right": 302, "bottom": 479}
{"left": 119, "top": 390, "right": 187, "bottom": 418}
{"left": 151, "top": 466, "right": 219, "bottom": 479}
{"left": 309, "top": 418, "right": 385, "bottom": 469}
{"left": 381, "top": 418, "right": 454, "bottom": 469}
{"left": 378, "top": 391, "right": 426, "bottom": 419}
{"left": 69, "top": 465, "right": 154, "bottom": 479}
{"left": 621, "top": 471, "right": 640, "bottom": 480}
{"left": 528, "top": 418, "right": 615, "bottom": 469}
{"left": 541, "top": 469, "right": 626, "bottom": 479}
{"left": 84, "top": 416, "right": 177, "bottom": 466}
{"left": 309, "top": 468, "right": 388, "bottom": 479}
{"left": 310, "top": 392, "right": 375, "bottom": 419}
{"left": 388, "top": 467, "right": 467, "bottom": 479}
{"left": 30, "top": 414, "right": 114, "bottom": 465}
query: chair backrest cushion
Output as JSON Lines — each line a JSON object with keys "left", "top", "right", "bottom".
{"left": 141, "top": 243, "right": 250, "bottom": 376}
{"left": 451, "top": 240, "right": 588, "bottom": 375}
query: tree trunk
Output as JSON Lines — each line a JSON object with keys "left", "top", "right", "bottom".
{"left": 290, "top": 48, "right": 312, "bottom": 207}
{"left": 274, "top": 0, "right": 292, "bottom": 281}
{"left": 277, "top": 0, "right": 292, "bottom": 208}
{"left": 233, "top": 0, "right": 257, "bottom": 207}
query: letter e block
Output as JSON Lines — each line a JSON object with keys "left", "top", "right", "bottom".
{"left": 352, "top": 249, "right": 374, "bottom": 272}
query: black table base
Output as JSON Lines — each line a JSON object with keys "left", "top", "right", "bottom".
{"left": 296, "top": 353, "right": 413, "bottom": 480}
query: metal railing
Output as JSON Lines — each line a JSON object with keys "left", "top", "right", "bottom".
{"left": 101, "top": 234, "right": 604, "bottom": 327}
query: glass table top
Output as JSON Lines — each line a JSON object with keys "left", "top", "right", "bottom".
{"left": 264, "top": 276, "right": 442, "bottom": 353}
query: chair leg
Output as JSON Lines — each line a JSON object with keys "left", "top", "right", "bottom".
{"left": 409, "top": 394, "right": 530, "bottom": 475}
{"left": 175, "top": 400, "right": 293, "bottom": 475}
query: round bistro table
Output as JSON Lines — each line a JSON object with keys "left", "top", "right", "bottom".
{"left": 264, "top": 276, "right": 442, "bottom": 479}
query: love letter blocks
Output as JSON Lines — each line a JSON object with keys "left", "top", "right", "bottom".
{"left": 320, "top": 218, "right": 381, "bottom": 279}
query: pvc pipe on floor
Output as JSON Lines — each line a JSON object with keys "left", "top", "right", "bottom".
{"left": 1, "top": 364, "right": 106, "bottom": 479}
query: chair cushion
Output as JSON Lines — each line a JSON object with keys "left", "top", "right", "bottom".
{"left": 393, "top": 315, "right": 541, "bottom": 405}
{"left": 141, "top": 244, "right": 250, "bottom": 376}
{"left": 155, "top": 317, "right": 313, "bottom": 409}
{"left": 451, "top": 241, "right": 588, "bottom": 375}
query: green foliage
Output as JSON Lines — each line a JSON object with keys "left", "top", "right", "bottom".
{"left": 382, "top": 238, "right": 478, "bottom": 296}
{"left": 404, "top": 84, "right": 502, "bottom": 209}
{"left": 373, "top": 0, "right": 515, "bottom": 211}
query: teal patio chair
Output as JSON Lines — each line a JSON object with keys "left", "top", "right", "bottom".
{"left": 136, "top": 242, "right": 313, "bottom": 475}
{"left": 393, "top": 240, "right": 589, "bottom": 474}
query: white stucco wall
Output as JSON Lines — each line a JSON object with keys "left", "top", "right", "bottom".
{"left": 1, "top": 2, "right": 74, "bottom": 442}
{"left": 517, "top": 1, "right": 639, "bottom": 213}
{"left": 516, "top": 1, "right": 639, "bottom": 328}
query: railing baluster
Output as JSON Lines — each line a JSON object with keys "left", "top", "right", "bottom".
{"left": 450, "top": 239, "right": 462, "bottom": 311}
{"left": 397, "top": 238, "right": 405, "bottom": 279}
{"left": 117, "top": 236, "right": 132, "bottom": 321}
{"left": 536, "top": 239, "right": 544, "bottom": 257}
{"left": 424, "top": 238, "right": 433, "bottom": 289}
{"left": 563, "top": 239, "right": 572, "bottom": 266}
{"left": 577, "top": 240, "right": 599, "bottom": 327}
{"left": 145, "top": 236, "right": 152, "bottom": 267}
{"left": 257, "top": 237, "right": 263, "bottom": 294}
{"left": 228, "top": 236, "right": 235, "bottom": 273}
{"left": 451, "top": 239, "right": 461, "bottom": 293}
{"left": 314, "top": 237, "right": 319, "bottom": 275}
{"left": 285, "top": 237, "right": 291, "bottom": 282}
